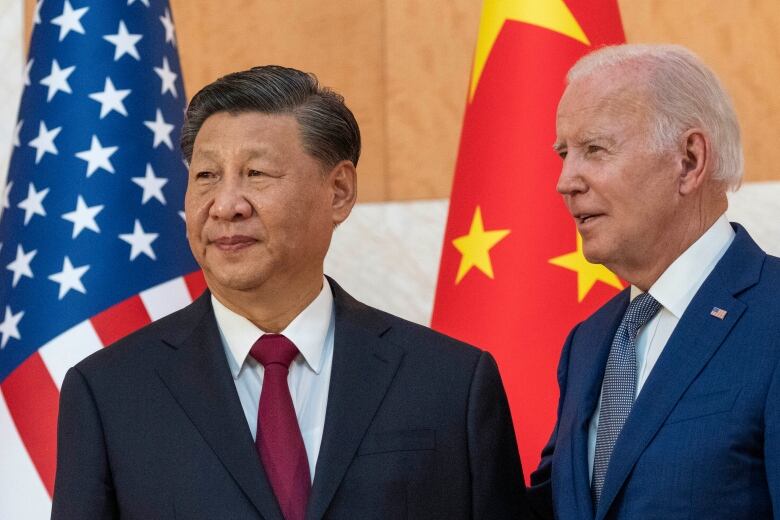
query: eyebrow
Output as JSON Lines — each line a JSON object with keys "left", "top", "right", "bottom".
{"left": 192, "top": 147, "right": 272, "bottom": 162}
{"left": 579, "top": 134, "right": 617, "bottom": 148}
{"left": 552, "top": 134, "right": 617, "bottom": 153}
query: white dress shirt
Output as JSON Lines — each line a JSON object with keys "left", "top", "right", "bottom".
{"left": 587, "top": 215, "right": 735, "bottom": 481}
{"left": 212, "top": 278, "right": 335, "bottom": 482}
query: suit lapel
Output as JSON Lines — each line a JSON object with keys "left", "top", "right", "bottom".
{"left": 571, "top": 292, "right": 628, "bottom": 520}
{"left": 156, "top": 293, "right": 283, "bottom": 520}
{"left": 595, "top": 225, "right": 764, "bottom": 519}
{"left": 306, "top": 280, "right": 404, "bottom": 520}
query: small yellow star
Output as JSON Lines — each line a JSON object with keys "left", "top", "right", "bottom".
{"left": 453, "top": 206, "right": 511, "bottom": 284}
{"left": 549, "top": 232, "right": 623, "bottom": 302}
{"left": 469, "top": 0, "right": 590, "bottom": 100}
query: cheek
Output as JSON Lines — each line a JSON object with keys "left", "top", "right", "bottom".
{"left": 184, "top": 191, "right": 211, "bottom": 230}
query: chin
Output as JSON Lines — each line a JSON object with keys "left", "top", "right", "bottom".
{"left": 581, "top": 242, "right": 610, "bottom": 266}
{"left": 205, "top": 267, "right": 270, "bottom": 294}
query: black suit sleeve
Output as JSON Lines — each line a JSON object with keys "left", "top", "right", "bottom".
{"left": 527, "top": 324, "right": 579, "bottom": 520}
{"left": 51, "top": 367, "right": 119, "bottom": 520}
{"left": 466, "top": 350, "right": 530, "bottom": 518}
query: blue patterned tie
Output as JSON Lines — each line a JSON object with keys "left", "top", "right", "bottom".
{"left": 591, "top": 292, "right": 661, "bottom": 507}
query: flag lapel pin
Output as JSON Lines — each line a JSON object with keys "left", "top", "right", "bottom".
{"left": 710, "top": 307, "right": 728, "bottom": 320}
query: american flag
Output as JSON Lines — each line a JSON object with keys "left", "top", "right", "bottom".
{"left": 0, "top": 1, "right": 204, "bottom": 517}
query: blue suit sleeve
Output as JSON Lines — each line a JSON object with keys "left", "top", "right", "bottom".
{"left": 527, "top": 323, "right": 579, "bottom": 520}
{"left": 765, "top": 345, "right": 780, "bottom": 517}
{"left": 51, "top": 367, "right": 119, "bottom": 520}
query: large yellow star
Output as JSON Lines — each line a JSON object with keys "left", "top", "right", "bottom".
{"left": 453, "top": 206, "right": 511, "bottom": 284}
{"left": 549, "top": 232, "right": 623, "bottom": 302}
{"left": 469, "top": 0, "right": 590, "bottom": 101}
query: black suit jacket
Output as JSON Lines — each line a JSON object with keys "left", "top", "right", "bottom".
{"left": 52, "top": 278, "right": 527, "bottom": 519}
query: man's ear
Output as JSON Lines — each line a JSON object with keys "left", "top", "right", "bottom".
{"left": 328, "top": 160, "right": 357, "bottom": 225}
{"left": 678, "top": 128, "right": 711, "bottom": 196}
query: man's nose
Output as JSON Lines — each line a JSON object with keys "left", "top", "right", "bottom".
{"left": 209, "top": 176, "right": 252, "bottom": 220}
{"left": 556, "top": 156, "right": 587, "bottom": 196}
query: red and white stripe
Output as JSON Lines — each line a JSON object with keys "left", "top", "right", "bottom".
{"left": 0, "top": 271, "right": 206, "bottom": 519}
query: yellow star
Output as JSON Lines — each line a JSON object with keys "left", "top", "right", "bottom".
{"left": 549, "top": 232, "right": 623, "bottom": 302}
{"left": 469, "top": 0, "right": 590, "bottom": 101}
{"left": 453, "top": 206, "right": 511, "bottom": 284}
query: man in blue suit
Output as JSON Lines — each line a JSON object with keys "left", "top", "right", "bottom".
{"left": 51, "top": 66, "right": 527, "bottom": 519}
{"left": 528, "top": 44, "right": 780, "bottom": 519}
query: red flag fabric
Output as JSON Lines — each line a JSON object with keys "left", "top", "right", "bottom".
{"left": 431, "top": 0, "right": 625, "bottom": 479}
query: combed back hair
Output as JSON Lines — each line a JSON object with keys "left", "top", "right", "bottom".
{"left": 181, "top": 65, "right": 361, "bottom": 169}
{"left": 568, "top": 44, "right": 743, "bottom": 191}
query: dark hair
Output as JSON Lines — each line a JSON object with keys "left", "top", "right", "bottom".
{"left": 181, "top": 65, "right": 361, "bottom": 168}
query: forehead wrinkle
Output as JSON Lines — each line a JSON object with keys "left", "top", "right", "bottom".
{"left": 560, "top": 91, "right": 650, "bottom": 146}
{"left": 191, "top": 143, "right": 279, "bottom": 164}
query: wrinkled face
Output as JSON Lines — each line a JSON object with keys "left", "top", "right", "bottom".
{"left": 554, "top": 72, "right": 683, "bottom": 275}
{"left": 185, "top": 111, "right": 338, "bottom": 298}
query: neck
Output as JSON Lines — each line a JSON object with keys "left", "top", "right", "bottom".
{"left": 210, "top": 272, "right": 325, "bottom": 333}
{"left": 615, "top": 195, "right": 727, "bottom": 291}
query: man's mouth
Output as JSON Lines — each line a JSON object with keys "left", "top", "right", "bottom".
{"left": 574, "top": 213, "right": 602, "bottom": 225}
{"left": 212, "top": 235, "right": 257, "bottom": 251}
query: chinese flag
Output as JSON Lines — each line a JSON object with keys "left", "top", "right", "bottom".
{"left": 431, "top": 0, "right": 625, "bottom": 478}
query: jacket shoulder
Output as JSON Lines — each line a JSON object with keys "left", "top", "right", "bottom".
{"left": 73, "top": 293, "right": 211, "bottom": 376}
{"left": 329, "top": 277, "right": 483, "bottom": 364}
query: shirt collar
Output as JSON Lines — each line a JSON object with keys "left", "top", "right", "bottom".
{"left": 212, "top": 277, "right": 334, "bottom": 378}
{"left": 630, "top": 215, "right": 735, "bottom": 318}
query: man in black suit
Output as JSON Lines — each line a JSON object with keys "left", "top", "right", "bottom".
{"left": 51, "top": 65, "right": 527, "bottom": 519}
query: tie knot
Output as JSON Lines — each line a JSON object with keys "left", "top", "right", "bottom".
{"left": 250, "top": 334, "right": 299, "bottom": 369}
{"left": 624, "top": 292, "right": 661, "bottom": 332}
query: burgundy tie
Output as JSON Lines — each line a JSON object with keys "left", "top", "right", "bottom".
{"left": 250, "top": 334, "right": 311, "bottom": 520}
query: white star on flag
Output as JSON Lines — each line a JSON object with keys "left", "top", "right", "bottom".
{"left": 119, "top": 219, "right": 159, "bottom": 260}
{"left": 159, "top": 8, "right": 176, "bottom": 46}
{"left": 23, "top": 58, "right": 33, "bottom": 86}
{"left": 40, "top": 59, "right": 76, "bottom": 102}
{"left": 143, "top": 108, "right": 174, "bottom": 149}
{"left": 127, "top": 0, "right": 150, "bottom": 5}
{"left": 33, "top": 0, "right": 43, "bottom": 25}
{"left": 28, "top": 120, "right": 62, "bottom": 164}
{"left": 62, "top": 195, "right": 103, "bottom": 238}
{"left": 0, "top": 306, "right": 24, "bottom": 349}
{"left": 75, "top": 135, "right": 118, "bottom": 177}
{"left": 17, "top": 182, "right": 49, "bottom": 225}
{"left": 88, "top": 77, "right": 131, "bottom": 118}
{"left": 0, "top": 181, "right": 12, "bottom": 224}
{"left": 48, "top": 257, "right": 90, "bottom": 300}
{"left": 153, "top": 57, "right": 178, "bottom": 98}
{"left": 103, "top": 20, "right": 143, "bottom": 61}
{"left": 6, "top": 244, "right": 37, "bottom": 287}
{"left": 12, "top": 120, "right": 22, "bottom": 147}
{"left": 51, "top": 0, "right": 89, "bottom": 42}
{"left": 2, "top": 181, "right": 12, "bottom": 211}
{"left": 132, "top": 164, "right": 168, "bottom": 204}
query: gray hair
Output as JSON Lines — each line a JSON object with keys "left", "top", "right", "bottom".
{"left": 568, "top": 44, "right": 743, "bottom": 191}
{"left": 181, "top": 65, "right": 361, "bottom": 169}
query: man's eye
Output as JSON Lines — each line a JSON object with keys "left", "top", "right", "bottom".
{"left": 195, "top": 171, "right": 214, "bottom": 179}
{"left": 586, "top": 145, "right": 604, "bottom": 155}
{"left": 557, "top": 150, "right": 567, "bottom": 159}
{"left": 248, "top": 169, "right": 265, "bottom": 177}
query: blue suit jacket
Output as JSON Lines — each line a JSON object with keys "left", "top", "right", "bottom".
{"left": 51, "top": 278, "right": 527, "bottom": 519}
{"left": 529, "top": 224, "right": 780, "bottom": 520}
